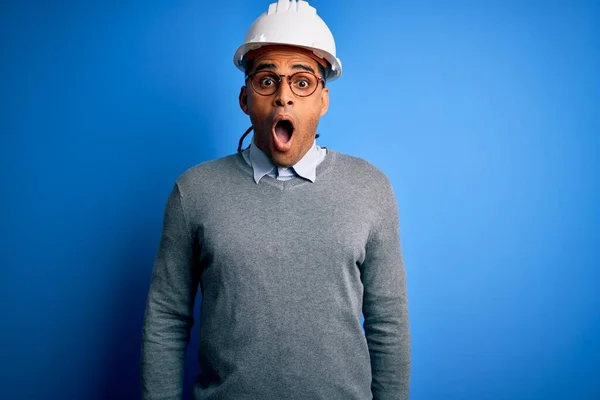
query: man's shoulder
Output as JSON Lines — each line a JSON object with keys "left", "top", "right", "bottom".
{"left": 175, "top": 153, "right": 244, "bottom": 187}
{"left": 328, "top": 149, "right": 392, "bottom": 188}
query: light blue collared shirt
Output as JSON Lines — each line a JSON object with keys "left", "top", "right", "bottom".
{"left": 241, "top": 136, "right": 327, "bottom": 184}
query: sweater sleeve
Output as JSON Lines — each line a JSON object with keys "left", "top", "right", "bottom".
{"left": 141, "top": 183, "right": 200, "bottom": 400}
{"left": 361, "top": 178, "right": 411, "bottom": 400}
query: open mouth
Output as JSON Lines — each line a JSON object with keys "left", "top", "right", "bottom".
{"left": 274, "top": 119, "right": 294, "bottom": 144}
{"left": 272, "top": 117, "right": 295, "bottom": 152}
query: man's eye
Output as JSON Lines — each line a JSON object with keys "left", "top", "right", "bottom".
{"left": 296, "top": 80, "right": 309, "bottom": 88}
{"left": 260, "top": 78, "right": 275, "bottom": 86}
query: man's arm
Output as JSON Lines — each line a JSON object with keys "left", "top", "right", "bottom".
{"left": 361, "top": 178, "right": 411, "bottom": 400}
{"left": 141, "top": 183, "right": 200, "bottom": 400}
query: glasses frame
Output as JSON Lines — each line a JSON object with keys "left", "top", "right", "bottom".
{"left": 245, "top": 70, "right": 325, "bottom": 98}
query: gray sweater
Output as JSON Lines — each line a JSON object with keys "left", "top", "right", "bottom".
{"left": 141, "top": 149, "right": 410, "bottom": 399}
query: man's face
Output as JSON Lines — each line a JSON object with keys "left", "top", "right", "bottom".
{"left": 239, "top": 46, "right": 329, "bottom": 168}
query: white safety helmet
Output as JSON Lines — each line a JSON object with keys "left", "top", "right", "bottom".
{"left": 233, "top": 0, "right": 342, "bottom": 82}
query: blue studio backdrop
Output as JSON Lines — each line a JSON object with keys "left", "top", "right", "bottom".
{"left": 1, "top": 1, "right": 598, "bottom": 399}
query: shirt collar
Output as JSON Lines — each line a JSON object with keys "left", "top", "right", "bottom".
{"left": 247, "top": 137, "right": 324, "bottom": 184}
{"left": 248, "top": 137, "right": 276, "bottom": 184}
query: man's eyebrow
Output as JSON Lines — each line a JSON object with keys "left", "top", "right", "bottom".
{"left": 253, "top": 63, "right": 277, "bottom": 73}
{"left": 253, "top": 63, "right": 317, "bottom": 74}
{"left": 291, "top": 64, "right": 316, "bottom": 74}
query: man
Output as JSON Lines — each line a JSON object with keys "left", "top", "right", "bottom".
{"left": 141, "top": 1, "right": 410, "bottom": 399}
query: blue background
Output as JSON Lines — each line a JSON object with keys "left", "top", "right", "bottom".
{"left": 1, "top": 1, "right": 598, "bottom": 399}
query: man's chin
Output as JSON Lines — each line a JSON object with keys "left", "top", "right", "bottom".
{"left": 269, "top": 149, "right": 297, "bottom": 168}
{"left": 270, "top": 155, "right": 295, "bottom": 168}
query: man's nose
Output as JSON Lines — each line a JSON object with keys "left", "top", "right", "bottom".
{"left": 273, "top": 78, "right": 294, "bottom": 107}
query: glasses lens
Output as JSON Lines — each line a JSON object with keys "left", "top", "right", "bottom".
{"left": 289, "top": 72, "right": 319, "bottom": 96}
{"left": 252, "top": 72, "right": 279, "bottom": 95}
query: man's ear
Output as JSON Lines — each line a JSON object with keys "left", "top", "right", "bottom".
{"left": 319, "top": 87, "right": 329, "bottom": 117}
{"left": 239, "top": 86, "right": 249, "bottom": 115}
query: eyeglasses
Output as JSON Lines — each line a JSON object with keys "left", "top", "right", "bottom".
{"left": 246, "top": 70, "right": 325, "bottom": 97}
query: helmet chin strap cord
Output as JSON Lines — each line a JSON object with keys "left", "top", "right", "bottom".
{"left": 237, "top": 127, "right": 320, "bottom": 153}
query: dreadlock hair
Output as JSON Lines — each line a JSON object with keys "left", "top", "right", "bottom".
{"left": 237, "top": 126, "right": 254, "bottom": 153}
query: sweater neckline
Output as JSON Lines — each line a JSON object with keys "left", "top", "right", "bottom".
{"left": 235, "top": 148, "right": 337, "bottom": 190}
